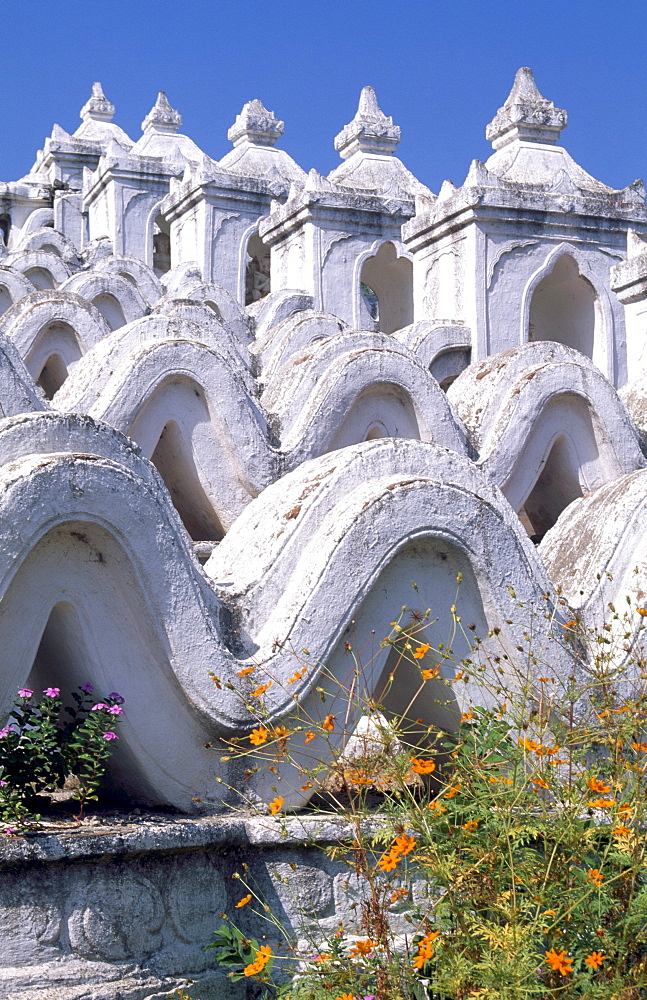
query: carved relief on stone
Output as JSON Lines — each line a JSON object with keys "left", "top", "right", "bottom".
{"left": 67, "top": 870, "right": 165, "bottom": 962}
{"left": 165, "top": 856, "right": 227, "bottom": 944}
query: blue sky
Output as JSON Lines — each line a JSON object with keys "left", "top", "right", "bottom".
{"left": 2, "top": 0, "right": 646, "bottom": 194}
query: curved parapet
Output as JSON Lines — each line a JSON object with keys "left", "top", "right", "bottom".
{"left": 156, "top": 278, "right": 252, "bottom": 347}
{"left": 14, "top": 227, "right": 80, "bottom": 264}
{"left": 394, "top": 321, "right": 472, "bottom": 386}
{"left": 619, "top": 374, "right": 647, "bottom": 455}
{"left": 92, "top": 254, "right": 164, "bottom": 308}
{"left": 154, "top": 299, "right": 252, "bottom": 372}
{"left": 253, "top": 309, "right": 348, "bottom": 380}
{"left": 262, "top": 332, "right": 469, "bottom": 467}
{"left": 60, "top": 271, "right": 149, "bottom": 328}
{"left": 6, "top": 249, "right": 72, "bottom": 289}
{"left": 0, "top": 425, "right": 575, "bottom": 810}
{"left": 247, "top": 289, "right": 315, "bottom": 340}
{"left": 0, "top": 266, "right": 35, "bottom": 316}
{"left": 447, "top": 342, "right": 644, "bottom": 535}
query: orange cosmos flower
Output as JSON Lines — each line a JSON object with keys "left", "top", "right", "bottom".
{"left": 421, "top": 666, "right": 440, "bottom": 679}
{"left": 637, "top": 608, "right": 647, "bottom": 616}
{"left": 301, "top": 781, "right": 313, "bottom": 791}
{"left": 322, "top": 715, "right": 335, "bottom": 731}
{"left": 589, "top": 798, "right": 616, "bottom": 808}
{"left": 268, "top": 796, "right": 284, "bottom": 815}
{"left": 586, "top": 868, "right": 604, "bottom": 886}
{"left": 237, "top": 666, "right": 255, "bottom": 677}
{"left": 394, "top": 833, "right": 417, "bottom": 856}
{"left": 273, "top": 725, "right": 289, "bottom": 740}
{"left": 249, "top": 727, "right": 269, "bottom": 746}
{"left": 251, "top": 681, "right": 273, "bottom": 697}
{"left": 412, "top": 930, "right": 440, "bottom": 969}
{"left": 236, "top": 894, "right": 252, "bottom": 908}
{"left": 445, "top": 784, "right": 461, "bottom": 798}
{"left": 411, "top": 756, "right": 436, "bottom": 774}
{"left": 376, "top": 849, "right": 400, "bottom": 872}
{"left": 584, "top": 951, "right": 606, "bottom": 969}
{"left": 349, "top": 938, "right": 375, "bottom": 957}
{"left": 286, "top": 667, "right": 307, "bottom": 684}
{"left": 632, "top": 741, "right": 647, "bottom": 753}
{"left": 530, "top": 776, "right": 549, "bottom": 789}
{"left": 243, "top": 944, "right": 273, "bottom": 977}
{"left": 587, "top": 777, "right": 612, "bottom": 794}
{"left": 613, "top": 825, "right": 631, "bottom": 836}
{"left": 462, "top": 820, "right": 479, "bottom": 832}
{"left": 545, "top": 948, "right": 573, "bottom": 976}
{"left": 304, "top": 731, "right": 316, "bottom": 744}
{"left": 413, "top": 643, "right": 431, "bottom": 659}
{"left": 518, "top": 736, "right": 541, "bottom": 752}
{"left": 335, "top": 994, "right": 355, "bottom": 1000}
{"left": 461, "top": 709, "right": 474, "bottom": 721}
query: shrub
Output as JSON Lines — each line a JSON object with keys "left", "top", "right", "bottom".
{"left": 209, "top": 581, "right": 647, "bottom": 999}
{"left": 0, "top": 684, "right": 125, "bottom": 828}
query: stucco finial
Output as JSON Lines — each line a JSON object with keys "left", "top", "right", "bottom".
{"left": 334, "top": 86, "right": 401, "bottom": 160}
{"left": 486, "top": 67, "right": 567, "bottom": 150}
{"left": 79, "top": 82, "right": 116, "bottom": 123}
{"left": 141, "top": 91, "right": 183, "bottom": 134}
{"left": 227, "top": 99, "right": 285, "bottom": 148}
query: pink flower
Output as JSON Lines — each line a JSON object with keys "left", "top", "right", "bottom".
{"left": 91, "top": 703, "right": 108, "bottom": 711}
{"left": 80, "top": 683, "right": 94, "bottom": 694}
{"left": 43, "top": 687, "right": 60, "bottom": 697}
{"left": 0, "top": 728, "right": 12, "bottom": 739}
{"left": 103, "top": 732, "right": 118, "bottom": 741}
{"left": 4, "top": 827, "right": 16, "bottom": 836}
{"left": 0, "top": 780, "right": 6, "bottom": 786}
{"left": 107, "top": 705, "right": 123, "bottom": 715}
{"left": 17, "top": 688, "right": 32, "bottom": 699}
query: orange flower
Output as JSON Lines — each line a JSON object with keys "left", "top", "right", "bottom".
{"left": 237, "top": 666, "right": 255, "bottom": 677}
{"left": 349, "top": 938, "right": 375, "bottom": 957}
{"left": 454, "top": 670, "right": 464, "bottom": 681}
{"left": 462, "top": 820, "right": 479, "bottom": 832}
{"left": 584, "top": 951, "right": 606, "bottom": 970}
{"left": 637, "top": 608, "right": 647, "bottom": 616}
{"left": 286, "top": 667, "right": 307, "bottom": 684}
{"left": 322, "top": 715, "right": 335, "bottom": 731}
{"left": 249, "top": 727, "right": 269, "bottom": 746}
{"left": 518, "top": 736, "right": 541, "bottom": 752}
{"left": 563, "top": 620, "right": 578, "bottom": 628}
{"left": 411, "top": 756, "right": 436, "bottom": 774}
{"left": 394, "top": 833, "right": 416, "bottom": 856}
{"left": 589, "top": 798, "right": 615, "bottom": 808}
{"left": 428, "top": 800, "right": 447, "bottom": 814}
{"left": 445, "top": 784, "right": 461, "bottom": 798}
{"left": 335, "top": 994, "right": 355, "bottom": 1000}
{"left": 244, "top": 944, "right": 272, "bottom": 977}
{"left": 376, "top": 849, "right": 399, "bottom": 872}
{"left": 545, "top": 948, "right": 573, "bottom": 976}
{"left": 618, "top": 803, "right": 633, "bottom": 817}
{"left": 301, "top": 781, "right": 313, "bottom": 791}
{"left": 268, "top": 796, "right": 284, "bottom": 815}
{"left": 273, "top": 725, "right": 289, "bottom": 741}
{"left": 236, "top": 893, "right": 252, "bottom": 908}
{"left": 632, "top": 741, "right": 647, "bottom": 753}
{"left": 304, "top": 731, "right": 316, "bottom": 744}
{"left": 413, "top": 643, "right": 431, "bottom": 659}
{"left": 251, "top": 681, "right": 273, "bottom": 697}
{"left": 587, "top": 777, "right": 612, "bottom": 794}
{"left": 530, "top": 776, "right": 549, "bottom": 789}
{"left": 315, "top": 952, "right": 332, "bottom": 962}
{"left": 586, "top": 868, "right": 604, "bottom": 886}
{"left": 461, "top": 709, "right": 474, "bottom": 721}
{"left": 613, "top": 825, "right": 631, "bottom": 836}
{"left": 421, "top": 666, "right": 440, "bottom": 679}
{"left": 412, "top": 930, "right": 440, "bottom": 969}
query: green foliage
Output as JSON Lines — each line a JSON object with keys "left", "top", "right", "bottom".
{"left": 0, "top": 684, "right": 124, "bottom": 828}
{"left": 209, "top": 584, "right": 647, "bottom": 999}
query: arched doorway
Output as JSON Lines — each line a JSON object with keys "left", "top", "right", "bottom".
{"left": 37, "top": 354, "right": 69, "bottom": 399}
{"left": 518, "top": 435, "right": 584, "bottom": 541}
{"left": 245, "top": 232, "right": 271, "bottom": 305}
{"left": 150, "top": 420, "right": 224, "bottom": 542}
{"left": 92, "top": 293, "right": 127, "bottom": 331}
{"left": 528, "top": 254, "right": 597, "bottom": 358}
{"left": 359, "top": 242, "right": 413, "bottom": 335}
{"left": 152, "top": 213, "right": 171, "bottom": 276}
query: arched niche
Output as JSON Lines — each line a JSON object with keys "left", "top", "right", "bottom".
{"left": 150, "top": 419, "right": 224, "bottom": 542}
{"left": 91, "top": 293, "right": 127, "bottom": 331}
{"left": 429, "top": 347, "right": 471, "bottom": 392}
{"left": 37, "top": 354, "right": 69, "bottom": 400}
{"left": 528, "top": 254, "right": 597, "bottom": 358}
{"left": 244, "top": 232, "right": 271, "bottom": 306}
{"left": 519, "top": 434, "right": 584, "bottom": 541}
{"left": 24, "top": 266, "right": 56, "bottom": 291}
{"left": 0, "top": 215, "right": 11, "bottom": 247}
{"left": 152, "top": 213, "right": 171, "bottom": 276}
{"left": 358, "top": 242, "right": 413, "bottom": 335}
{"left": 0, "top": 285, "right": 13, "bottom": 317}
{"left": 327, "top": 383, "right": 421, "bottom": 452}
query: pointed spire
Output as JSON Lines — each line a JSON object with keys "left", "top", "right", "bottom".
{"left": 80, "top": 82, "right": 115, "bottom": 123}
{"left": 141, "top": 91, "right": 182, "bottom": 134}
{"left": 486, "top": 68, "right": 567, "bottom": 149}
{"left": 227, "top": 99, "right": 285, "bottom": 147}
{"left": 334, "top": 86, "right": 401, "bottom": 159}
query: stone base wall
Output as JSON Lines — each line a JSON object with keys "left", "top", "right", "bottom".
{"left": 0, "top": 813, "right": 427, "bottom": 1000}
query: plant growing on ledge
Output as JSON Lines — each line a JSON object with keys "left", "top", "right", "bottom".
{"left": 209, "top": 581, "right": 647, "bottom": 999}
{"left": 0, "top": 684, "right": 125, "bottom": 829}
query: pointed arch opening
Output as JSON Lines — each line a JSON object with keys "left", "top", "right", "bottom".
{"left": 244, "top": 232, "right": 271, "bottom": 306}
{"left": 24, "top": 266, "right": 56, "bottom": 291}
{"left": 327, "top": 384, "right": 421, "bottom": 453}
{"left": 0, "top": 285, "right": 13, "bottom": 317}
{"left": 0, "top": 214, "right": 10, "bottom": 246}
{"left": 150, "top": 420, "right": 224, "bottom": 542}
{"left": 152, "top": 213, "right": 171, "bottom": 276}
{"left": 518, "top": 435, "right": 584, "bottom": 541}
{"left": 528, "top": 254, "right": 597, "bottom": 358}
{"left": 37, "top": 354, "right": 69, "bottom": 399}
{"left": 359, "top": 242, "right": 413, "bottom": 335}
{"left": 91, "top": 293, "right": 127, "bottom": 331}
